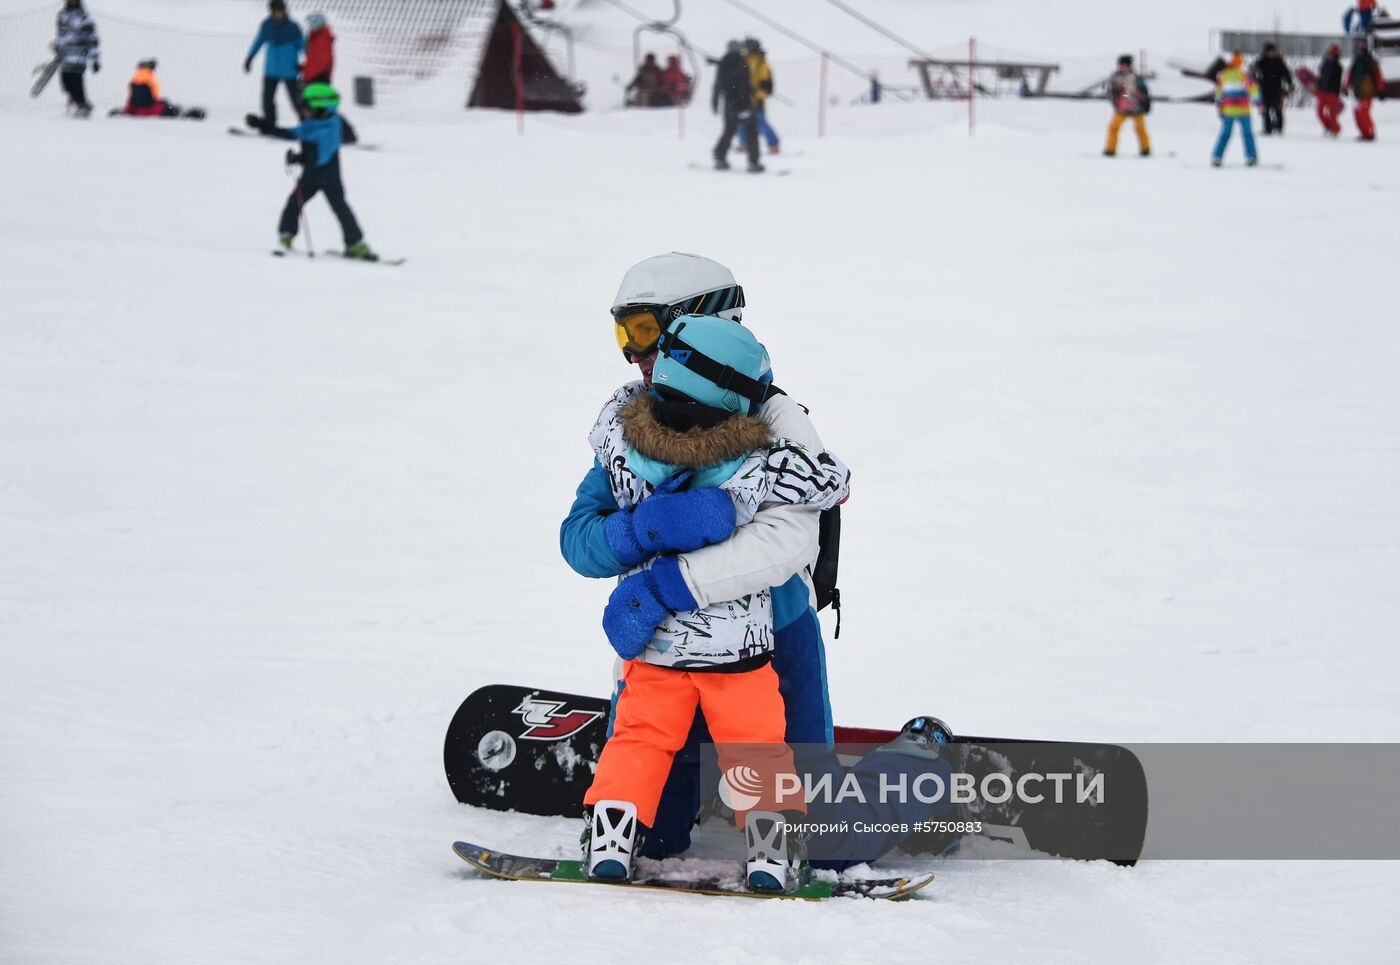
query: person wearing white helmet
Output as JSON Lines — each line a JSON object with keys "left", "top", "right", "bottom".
{"left": 560, "top": 252, "right": 840, "bottom": 859}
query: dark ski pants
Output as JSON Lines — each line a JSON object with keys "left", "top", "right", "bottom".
{"left": 1261, "top": 97, "right": 1285, "bottom": 134}
{"left": 60, "top": 69, "right": 89, "bottom": 109}
{"left": 262, "top": 75, "right": 305, "bottom": 127}
{"left": 278, "top": 157, "right": 363, "bottom": 248}
{"left": 714, "top": 106, "right": 760, "bottom": 167}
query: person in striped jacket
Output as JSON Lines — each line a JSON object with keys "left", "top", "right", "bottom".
{"left": 1211, "top": 52, "right": 1261, "bottom": 167}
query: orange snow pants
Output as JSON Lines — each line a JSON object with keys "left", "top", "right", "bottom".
{"left": 583, "top": 659, "right": 800, "bottom": 827}
{"left": 1106, "top": 113, "right": 1151, "bottom": 154}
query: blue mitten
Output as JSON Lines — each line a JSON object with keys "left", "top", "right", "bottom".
{"left": 603, "top": 476, "right": 737, "bottom": 567}
{"left": 602, "top": 556, "right": 699, "bottom": 660}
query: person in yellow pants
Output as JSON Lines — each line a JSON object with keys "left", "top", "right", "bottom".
{"left": 1104, "top": 54, "right": 1152, "bottom": 157}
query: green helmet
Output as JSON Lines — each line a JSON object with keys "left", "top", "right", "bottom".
{"left": 303, "top": 82, "right": 340, "bottom": 113}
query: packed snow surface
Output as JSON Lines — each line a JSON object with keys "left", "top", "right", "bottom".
{"left": 3, "top": 2, "right": 1400, "bottom": 962}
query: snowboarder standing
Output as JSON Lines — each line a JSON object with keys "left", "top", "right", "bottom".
{"left": 245, "top": 83, "right": 376, "bottom": 260}
{"left": 1211, "top": 52, "right": 1261, "bottom": 167}
{"left": 244, "top": 0, "right": 305, "bottom": 127}
{"left": 1345, "top": 38, "right": 1386, "bottom": 140}
{"left": 1251, "top": 43, "right": 1294, "bottom": 135}
{"left": 738, "top": 39, "right": 780, "bottom": 155}
{"left": 580, "top": 313, "right": 851, "bottom": 890}
{"left": 1316, "top": 43, "right": 1345, "bottom": 136}
{"left": 54, "top": 0, "right": 99, "bottom": 117}
{"left": 1103, "top": 53, "right": 1151, "bottom": 157}
{"left": 712, "top": 41, "right": 762, "bottom": 172}
{"left": 301, "top": 12, "right": 356, "bottom": 143}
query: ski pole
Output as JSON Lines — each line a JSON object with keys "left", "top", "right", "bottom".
{"left": 295, "top": 178, "right": 314, "bottom": 258}
{"left": 286, "top": 149, "right": 314, "bottom": 258}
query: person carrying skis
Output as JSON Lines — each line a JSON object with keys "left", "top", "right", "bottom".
{"left": 1103, "top": 53, "right": 1151, "bottom": 157}
{"left": 245, "top": 83, "right": 376, "bottom": 260}
{"left": 244, "top": 0, "right": 305, "bottom": 127}
{"left": 738, "top": 39, "right": 780, "bottom": 155}
{"left": 300, "top": 12, "right": 356, "bottom": 143}
{"left": 117, "top": 59, "right": 203, "bottom": 119}
{"left": 712, "top": 41, "right": 762, "bottom": 172}
{"left": 1211, "top": 52, "right": 1261, "bottom": 167}
{"left": 1345, "top": 38, "right": 1386, "bottom": 140}
{"left": 54, "top": 0, "right": 98, "bottom": 117}
{"left": 1251, "top": 43, "right": 1294, "bottom": 135}
{"left": 580, "top": 313, "right": 850, "bottom": 890}
{"left": 1316, "top": 43, "right": 1345, "bottom": 136}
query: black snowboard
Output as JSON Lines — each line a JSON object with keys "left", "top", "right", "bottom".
{"left": 444, "top": 684, "right": 1148, "bottom": 864}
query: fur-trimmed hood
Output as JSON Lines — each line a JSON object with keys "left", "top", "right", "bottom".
{"left": 619, "top": 393, "right": 771, "bottom": 469}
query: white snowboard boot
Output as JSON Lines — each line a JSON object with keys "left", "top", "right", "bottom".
{"left": 584, "top": 800, "right": 639, "bottom": 881}
{"left": 745, "top": 811, "right": 800, "bottom": 892}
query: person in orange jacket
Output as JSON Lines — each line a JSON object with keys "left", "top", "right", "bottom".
{"left": 300, "top": 12, "right": 357, "bottom": 142}
{"left": 1345, "top": 38, "right": 1386, "bottom": 140}
{"left": 117, "top": 58, "right": 204, "bottom": 118}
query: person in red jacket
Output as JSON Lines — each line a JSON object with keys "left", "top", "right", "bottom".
{"left": 300, "top": 12, "right": 357, "bottom": 142}
{"left": 657, "top": 54, "right": 692, "bottom": 106}
{"left": 1345, "top": 38, "right": 1386, "bottom": 140}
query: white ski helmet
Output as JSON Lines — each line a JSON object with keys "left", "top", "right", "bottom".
{"left": 611, "top": 252, "right": 745, "bottom": 323}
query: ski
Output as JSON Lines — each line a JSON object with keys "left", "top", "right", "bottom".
{"left": 688, "top": 162, "right": 792, "bottom": 176}
{"left": 452, "top": 841, "right": 933, "bottom": 901}
{"left": 325, "top": 250, "right": 405, "bottom": 265}
{"left": 444, "top": 684, "right": 1149, "bottom": 863}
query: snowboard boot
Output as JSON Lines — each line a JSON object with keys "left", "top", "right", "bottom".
{"left": 744, "top": 811, "right": 806, "bottom": 892}
{"left": 277, "top": 233, "right": 294, "bottom": 251}
{"left": 584, "top": 800, "right": 639, "bottom": 881}
{"left": 1246, "top": 157, "right": 1258, "bottom": 167}
{"left": 1140, "top": 148, "right": 1151, "bottom": 157}
{"left": 714, "top": 156, "right": 731, "bottom": 170}
{"left": 747, "top": 161, "right": 766, "bottom": 174}
{"left": 892, "top": 715, "right": 956, "bottom": 755}
{"left": 1211, "top": 157, "right": 1223, "bottom": 167}
{"left": 344, "top": 241, "right": 378, "bottom": 261}
{"left": 1102, "top": 149, "right": 1115, "bottom": 156}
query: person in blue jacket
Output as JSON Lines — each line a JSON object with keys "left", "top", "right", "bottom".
{"left": 245, "top": 83, "right": 376, "bottom": 260}
{"left": 244, "top": 0, "right": 305, "bottom": 127}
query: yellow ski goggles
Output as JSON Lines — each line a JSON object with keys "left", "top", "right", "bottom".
{"left": 613, "top": 306, "right": 666, "bottom": 357}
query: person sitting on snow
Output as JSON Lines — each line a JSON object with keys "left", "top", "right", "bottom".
{"left": 116, "top": 58, "right": 204, "bottom": 119}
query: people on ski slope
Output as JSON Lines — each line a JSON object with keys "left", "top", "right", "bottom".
{"left": 245, "top": 0, "right": 305, "bottom": 127}
{"left": 55, "top": 0, "right": 99, "bottom": 117}
{"left": 561, "top": 254, "right": 957, "bottom": 871}
{"left": 244, "top": 83, "right": 377, "bottom": 260}
{"left": 580, "top": 314, "right": 858, "bottom": 888}
{"left": 116, "top": 59, "right": 203, "bottom": 119}
{"left": 1211, "top": 52, "right": 1261, "bottom": 167}
{"left": 737, "top": 38, "right": 780, "bottom": 155}
{"left": 1316, "top": 43, "right": 1345, "bottom": 136}
{"left": 1103, "top": 54, "right": 1151, "bottom": 157}
{"left": 625, "top": 52, "right": 663, "bottom": 107}
{"left": 658, "top": 54, "right": 692, "bottom": 106}
{"left": 712, "top": 41, "right": 762, "bottom": 172}
{"left": 300, "top": 12, "right": 357, "bottom": 143}
{"left": 1345, "top": 39, "right": 1386, "bottom": 140}
{"left": 1343, "top": 0, "right": 1379, "bottom": 35}
{"left": 1251, "top": 43, "right": 1294, "bottom": 135}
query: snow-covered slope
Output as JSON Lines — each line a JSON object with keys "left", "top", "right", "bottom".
{"left": 3, "top": 2, "right": 1400, "bottom": 963}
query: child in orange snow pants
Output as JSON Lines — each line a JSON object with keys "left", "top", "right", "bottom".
{"left": 584, "top": 659, "right": 800, "bottom": 827}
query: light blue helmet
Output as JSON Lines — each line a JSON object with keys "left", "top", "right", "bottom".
{"left": 652, "top": 314, "right": 770, "bottom": 414}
